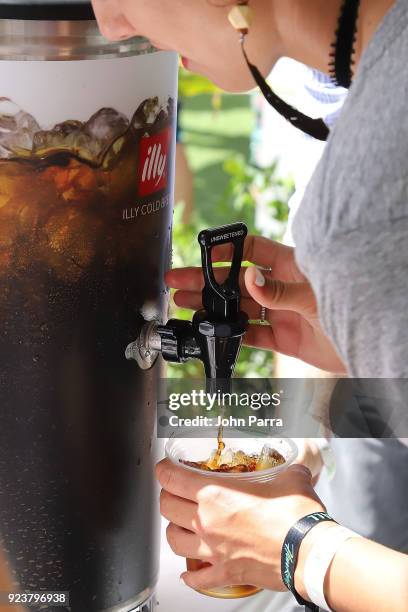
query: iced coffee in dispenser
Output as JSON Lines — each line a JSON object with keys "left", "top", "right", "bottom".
{"left": 0, "top": 6, "right": 178, "bottom": 611}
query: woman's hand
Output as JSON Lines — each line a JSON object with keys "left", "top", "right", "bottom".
{"left": 166, "top": 235, "right": 346, "bottom": 374}
{"left": 157, "top": 458, "right": 408, "bottom": 610}
{"left": 156, "top": 458, "right": 326, "bottom": 593}
{"left": 295, "top": 439, "right": 324, "bottom": 482}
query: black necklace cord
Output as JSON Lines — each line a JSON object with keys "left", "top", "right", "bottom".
{"left": 240, "top": 35, "right": 330, "bottom": 142}
{"left": 329, "top": 0, "right": 361, "bottom": 87}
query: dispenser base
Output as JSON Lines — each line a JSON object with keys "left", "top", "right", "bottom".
{"left": 103, "top": 589, "right": 156, "bottom": 612}
{"left": 130, "top": 593, "right": 156, "bottom": 612}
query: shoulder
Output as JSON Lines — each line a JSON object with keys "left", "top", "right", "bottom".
{"left": 293, "top": 2, "right": 408, "bottom": 267}
{"left": 291, "top": 3, "right": 408, "bottom": 377}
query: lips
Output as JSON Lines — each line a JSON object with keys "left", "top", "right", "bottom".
{"left": 150, "top": 40, "right": 171, "bottom": 51}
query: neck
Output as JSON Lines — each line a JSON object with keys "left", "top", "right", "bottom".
{"left": 274, "top": 0, "right": 396, "bottom": 76}
{"left": 357, "top": 0, "right": 396, "bottom": 63}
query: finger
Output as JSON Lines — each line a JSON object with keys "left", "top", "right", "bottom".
{"left": 160, "top": 490, "right": 199, "bottom": 532}
{"left": 280, "top": 464, "right": 322, "bottom": 501}
{"left": 244, "top": 316, "right": 302, "bottom": 359}
{"left": 210, "top": 236, "right": 298, "bottom": 279}
{"left": 245, "top": 267, "right": 316, "bottom": 316}
{"left": 174, "top": 292, "right": 264, "bottom": 320}
{"left": 172, "top": 289, "right": 204, "bottom": 311}
{"left": 156, "top": 458, "right": 218, "bottom": 503}
{"left": 166, "top": 523, "right": 213, "bottom": 561}
{"left": 166, "top": 267, "right": 252, "bottom": 298}
{"left": 181, "top": 563, "right": 231, "bottom": 591}
{"left": 166, "top": 237, "right": 301, "bottom": 298}
{"left": 244, "top": 324, "right": 280, "bottom": 351}
{"left": 284, "top": 463, "right": 313, "bottom": 481}
{"left": 91, "top": 0, "right": 135, "bottom": 40}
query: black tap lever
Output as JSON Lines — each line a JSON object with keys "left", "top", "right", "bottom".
{"left": 199, "top": 223, "right": 246, "bottom": 320}
{"left": 192, "top": 223, "right": 249, "bottom": 380}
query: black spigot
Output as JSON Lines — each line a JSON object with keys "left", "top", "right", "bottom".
{"left": 127, "top": 223, "right": 249, "bottom": 382}
{"left": 192, "top": 223, "right": 249, "bottom": 380}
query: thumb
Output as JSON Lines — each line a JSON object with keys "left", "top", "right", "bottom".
{"left": 245, "top": 267, "right": 316, "bottom": 316}
{"left": 181, "top": 563, "right": 229, "bottom": 591}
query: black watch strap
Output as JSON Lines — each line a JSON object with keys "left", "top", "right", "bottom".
{"left": 281, "top": 511, "right": 336, "bottom": 611}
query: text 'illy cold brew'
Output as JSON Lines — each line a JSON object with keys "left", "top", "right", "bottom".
{"left": 0, "top": 2, "right": 178, "bottom": 610}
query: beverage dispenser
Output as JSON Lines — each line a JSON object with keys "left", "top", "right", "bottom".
{"left": 0, "top": 3, "right": 178, "bottom": 610}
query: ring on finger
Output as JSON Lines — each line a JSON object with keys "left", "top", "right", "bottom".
{"left": 258, "top": 266, "right": 272, "bottom": 274}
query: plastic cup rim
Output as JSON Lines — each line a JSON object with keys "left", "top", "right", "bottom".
{"left": 165, "top": 434, "right": 298, "bottom": 482}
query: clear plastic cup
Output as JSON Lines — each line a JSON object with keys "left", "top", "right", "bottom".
{"left": 165, "top": 433, "right": 298, "bottom": 599}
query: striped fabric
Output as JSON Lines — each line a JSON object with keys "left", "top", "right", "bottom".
{"left": 304, "top": 68, "right": 348, "bottom": 128}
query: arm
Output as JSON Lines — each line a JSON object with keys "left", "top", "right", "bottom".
{"left": 156, "top": 459, "right": 408, "bottom": 612}
{"left": 296, "top": 525, "right": 408, "bottom": 612}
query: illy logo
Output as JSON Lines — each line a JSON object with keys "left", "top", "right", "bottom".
{"left": 138, "top": 127, "right": 171, "bottom": 197}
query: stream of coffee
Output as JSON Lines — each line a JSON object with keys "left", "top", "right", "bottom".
{"left": 207, "top": 425, "right": 225, "bottom": 469}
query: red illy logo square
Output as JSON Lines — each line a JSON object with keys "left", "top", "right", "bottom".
{"left": 138, "top": 127, "right": 171, "bottom": 197}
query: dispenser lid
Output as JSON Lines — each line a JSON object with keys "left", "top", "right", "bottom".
{"left": 0, "top": 0, "right": 95, "bottom": 20}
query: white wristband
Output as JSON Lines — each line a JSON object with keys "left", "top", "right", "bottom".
{"left": 304, "top": 525, "right": 362, "bottom": 611}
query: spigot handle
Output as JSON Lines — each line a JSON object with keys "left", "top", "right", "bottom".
{"left": 198, "top": 223, "right": 248, "bottom": 320}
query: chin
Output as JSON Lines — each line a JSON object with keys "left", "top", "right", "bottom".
{"left": 190, "top": 61, "right": 255, "bottom": 93}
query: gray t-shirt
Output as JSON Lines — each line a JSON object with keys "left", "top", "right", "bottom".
{"left": 235, "top": 9, "right": 408, "bottom": 609}
{"left": 235, "top": 9, "right": 408, "bottom": 610}
{"left": 293, "top": 0, "right": 408, "bottom": 377}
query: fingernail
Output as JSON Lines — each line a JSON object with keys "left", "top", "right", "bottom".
{"left": 180, "top": 573, "right": 187, "bottom": 583}
{"left": 255, "top": 267, "right": 265, "bottom": 287}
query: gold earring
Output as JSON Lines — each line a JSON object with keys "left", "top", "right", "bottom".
{"left": 228, "top": 2, "right": 253, "bottom": 36}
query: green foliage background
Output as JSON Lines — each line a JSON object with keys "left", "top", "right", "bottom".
{"left": 169, "top": 71, "right": 294, "bottom": 378}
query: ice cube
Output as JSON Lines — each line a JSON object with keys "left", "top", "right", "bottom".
{"left": 0, "top": 98, "right": 39, "bottom": 158}
{"left": 233, "top": 450, "right": 252, "bottom": 467}
{"left": 131, "top": 97, "right": 161, "bottom": 128}
{"left": 44, "top": 209, "right": 97, "bottom": 281}
{"left": 207, "top": 450, "right": 221, "bottom": 469}
{"left": 166, "top": 97, "right": 175, "bottom": 119}
{"left": 255, "top": 444, "right": 285, "bottom": 471}
{"left": 82, "top": 108, "right": 129, "bottom": 157}
{"left": 224, "top": 464, "right": 249, "bottom": 473}
{"left": 32, "top": 109, "right": 128, "bottom": 163}
{"left": 32, "top": 120, "right": 93, "bottom": 158}
{"left": 221, "top": 449, "right": 235, "bottom": 466}
{"left": 42, "top": 163, "right": 97, "bottom": 202}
